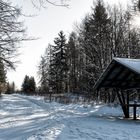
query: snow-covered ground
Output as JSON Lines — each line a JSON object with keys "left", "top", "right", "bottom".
{"left": 0, "top": 94, "right": 140, "bottom": 140}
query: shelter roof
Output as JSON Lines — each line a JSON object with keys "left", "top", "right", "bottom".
{"left": 93, "top": 58, "right": 140, "bottom": 91}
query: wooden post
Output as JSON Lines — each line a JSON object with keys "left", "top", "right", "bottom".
{"left": 133, "top": 101, "right": 137, "bottom": 120}
{"left": 96, "top": 90, "right": 99, "bottom": 103}
{"left": 126, "top": 92, "right": 129, "bottom": 118}
{"left": 133, "top": 105, "right": 137, "bottom": 120}
{"left": 116, "top": 89, "right": 128, "bottom": 118}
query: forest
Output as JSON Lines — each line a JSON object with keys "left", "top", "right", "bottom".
{"left": 0, "top": 0, "right": 140, "bottom": 103}
{"left": 36, "top": 0, "right": 140, "bottom": 103}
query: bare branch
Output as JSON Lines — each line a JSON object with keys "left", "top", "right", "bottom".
{"left": 0, "top": 0, "right": 28, "bottom": 70}
{"left": 31, "top": 0, "right": 69, "bottom": 9}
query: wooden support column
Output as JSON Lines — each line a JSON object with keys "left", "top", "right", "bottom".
{"left": 129, "top": 103, "right": 140, "bottom": 120}
{"left": 96, "top": 90, "right": 99, "bottom": 103}
{"left": 126, "top": 92, "right": 129, "bottom": 118}
{"left": 120, "top": 90, "right": 126, "bottom": 105}
{"left": 120, "top": 90, "right": 129, "bottom": 118}
{"left": 116, "top": 89, "right": 128, "bottom": 118}
{"left": 133, "top": 104, "right": 137, "bottom": 120}
{"left": 133, "top": 100, "right": 137, "bottom": 120}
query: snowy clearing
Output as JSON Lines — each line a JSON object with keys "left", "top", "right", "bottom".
{"left": 0, "top": 94, "right": 140, "bottom": 140}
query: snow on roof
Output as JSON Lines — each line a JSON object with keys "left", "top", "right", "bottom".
{"left": 93, "top": 57, "right": 140, "bottom": 91}
{"left": 114, "top": 58, "right": 140, "bottom": 75}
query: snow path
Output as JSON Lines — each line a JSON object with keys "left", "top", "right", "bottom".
{"left": 0, "top": 94, "right": 140, "bottom": 140}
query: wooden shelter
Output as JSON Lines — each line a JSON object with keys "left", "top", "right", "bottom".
{"left": 93, "top": 58, "right": 140, "bottom": 120}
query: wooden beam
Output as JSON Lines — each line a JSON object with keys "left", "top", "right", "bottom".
{"left": 108, "top": 66, "right": 125, "bottom": 86}
{"left": 116, "top": 71, "right": 133, "bottom": 88}
{"left": 97, "top": 62, "right": 118, "bottom": 89}
{"left": 134, "top": 104, "right": 137, "bottom": 120}
{"left": 120, "top": 90, "right": 129, "bottom": 118}
{"left": 120, "top": 90, "right": 126, "bottom": 105}
{"left": 102, "top": 69, "right": 133, "bottom": 89}
{"left": 126, "top": 92, "right": 129, "bottom": 118}
{"left": 116, "top": 89, "right": 128, "bottom": 118}
{"left": 128, "top": 104, "right": 140, "bottom": 107}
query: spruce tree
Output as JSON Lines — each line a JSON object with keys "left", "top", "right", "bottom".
{"left": 22, "top": 75, "right": 30, "bottom": 93}
{"left": 11, "top": 82, "right": 15, "bottom": 93}
{"left": 38, "top": 45, "right": 52, "bottom": 94}
{"left": 78, "top": 0, "right": 111, "bottom": 93}
{"left": 29, "top": 77, "right": 36, "bottom": 93}
{"left": 0, "top": 60, "right": 6, "bottom": 94}
{"left": 5, "top": 82, "right": 15, "bottom": 94}
{"left": 67, "top": 32, "right": 79, "bottom": 92}
{"left": 38, "top": 56, "right": 48, "bottom": 93}
{"left": 50, "top": 31, "right": 68, "bottom": 94}
{"left": 5, "top": 82, "right": 11, "bottom": 94}
{"left": 0, "top": 60, "right": 6, "bottom": 83}
{"left": 22, "top": 75, "right": 36, "bottom": 93}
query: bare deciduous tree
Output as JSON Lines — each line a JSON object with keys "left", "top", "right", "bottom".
{"left": 0, "top": 1, "right": 26, "bottom": 69}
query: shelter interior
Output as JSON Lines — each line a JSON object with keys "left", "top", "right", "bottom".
{"left": 93, "top": 58, "right": 140, "bottom": 120}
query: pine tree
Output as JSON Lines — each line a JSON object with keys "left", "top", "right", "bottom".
{"left": 0, "top": 60, "right": 6, "bottom": 94}
{"left": 5, "top": 82, "right": 11, "bottom": 94}
{"left": 89, "top": 0, "right": 111, "bottom": 71}
{"left": 78, "top": 0, "right": 111, "bottom": 93}
{"left": 22, "top": 75, "right": 36, "bottom": 93}
{"left": 11, "top": 82, "right": 15, "bottom": 93}
{"left": 22, "top": 75, "right": 30, "bottom": 93}
{"left": 5, "top": 82, "right": 15, "bottom": 94}
{"left": 29, "top": 77, "right": 36, "bottom": 93}
{"left": 50, "top": 31, "right": 68, "bottom": 94}
{"left": 38, "top": 56, "right": 48, "bottom": 93}
{"left": 38, "top": 45, "right": 53, "bottom": 94}
{"left": 0, "top": 60, "right": 6, "bottom": 83}
{"left": 67, "top": 32, "right": 79, "bottom": 92}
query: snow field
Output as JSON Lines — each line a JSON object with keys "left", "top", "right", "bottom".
{"left": 0, "top": 94, "right": 140, "bottom": 140}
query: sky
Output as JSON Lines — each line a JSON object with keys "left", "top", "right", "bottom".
{"left": 6, "top": 0, "right": 138, "bottom": 89}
